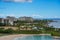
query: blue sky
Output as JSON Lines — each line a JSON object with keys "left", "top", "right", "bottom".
{"left": 0, "top": 0, "right": 60, "bottom": 18}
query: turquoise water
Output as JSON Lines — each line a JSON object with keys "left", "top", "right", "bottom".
{"left": 13, "top": 35, "right": 54, "bottom": 40}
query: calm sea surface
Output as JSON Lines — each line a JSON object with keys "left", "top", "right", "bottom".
{"left": 13, "top": 35, "right": 54, "bottom": 40}
{"left": 49, "top": 20, "right": 60, "bottom": 28}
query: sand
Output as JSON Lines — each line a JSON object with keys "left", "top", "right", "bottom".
{"left": 0, "top": 34, "right": 28, "bottom": 40}
{"left": 0, "top": 34, "right": 51, "bottom": 40}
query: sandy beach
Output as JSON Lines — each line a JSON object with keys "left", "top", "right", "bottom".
{"left": 0, "top": 34, "right": 51, "bottom": 40}
{"left": 0, "top": 34, "right": 28, "bottom": 40}
{"left": 0, "top": 34, "right": 60, "bottom": 40}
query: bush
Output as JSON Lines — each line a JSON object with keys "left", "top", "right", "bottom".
{"left": 0, "top": 28, "right": 4, "bottom": 33}
{"left": 51, "top": 32, "right": 60, "bottom": 36}
{"left": 16, "top": 30, "right": 42, "bottom": 34}
{"left": 4, "top": 28, "right": 15, "bottom": 34}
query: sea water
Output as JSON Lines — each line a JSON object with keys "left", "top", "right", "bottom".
{"left": 13, "top": 35, "right": 55, "bottom": 40}
{"left": 49, "top": 20, "right": 60, "bottom": 28}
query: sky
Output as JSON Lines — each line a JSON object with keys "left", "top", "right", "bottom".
{"left": 0, "top": 0, "right": 60, "bottom": 18}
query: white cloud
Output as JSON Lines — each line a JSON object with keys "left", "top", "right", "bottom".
{"left": 27, "top": 0, "right": 32, "bottom": 2}
{"left": 7, "top": 14, "right": 15, "bottom": 16}
{"left": 14, "top": 0, "right": 25, "bottom": 2}
{"left": 53, "top": 16, "right": 60, "bottom": 18}
{"left": 3, "top": 0, "right": 32, "bottom": 3}
{"left": 31, "top": 14, "right": 44, "bottom": 18}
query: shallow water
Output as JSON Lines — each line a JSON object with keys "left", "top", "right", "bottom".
{"left": 13, "top": 35, "right": 55, "bottom": 40}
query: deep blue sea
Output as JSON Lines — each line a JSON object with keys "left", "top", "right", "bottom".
{"left": 13, "top": 35, "right": 57, "bottom": 40}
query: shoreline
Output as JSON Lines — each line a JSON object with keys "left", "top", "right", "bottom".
{"left": 0, "top": 34, "right": 30, "bottom": 40}
{"left": 52, "top": 36, "right": 60, "bottom": 40}
{"left": 53, "top": 36, "right": 60, "bottom": 39}
{"left": 0, "top": 34, "right": 60, "bottom": 40}
{"left": 0, "top": 34, "right": 51, "bottom": 40}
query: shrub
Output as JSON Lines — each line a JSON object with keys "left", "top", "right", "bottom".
{"left": 4, "top": 28, "right": 15, "bottom": 34}
{"left": 0, "top": 28, "right": 5, "bottom": 33}
{"left": 51, "top": 32, "right": 60, "bottom": 36}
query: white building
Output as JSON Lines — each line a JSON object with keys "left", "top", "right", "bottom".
{"left": 6, "top": 16, "right": 17, "bottom": 25}
{"left": 0, "top": 18, "right": 4, "bottom": 23}
{"left": 18, "top": 16, "right": 34, "bottom": 22}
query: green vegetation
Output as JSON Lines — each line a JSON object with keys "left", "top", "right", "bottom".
{"left": 0, "top": 19, "right": 60, "bottom": 37}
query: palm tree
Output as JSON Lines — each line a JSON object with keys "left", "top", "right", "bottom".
{"left": 16, "top": 20, "right": 24, "bottom": 31}
{"left": 17, "top": 22, "right": 20, "bottom": 31}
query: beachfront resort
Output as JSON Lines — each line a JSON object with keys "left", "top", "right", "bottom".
{"left": 0, "top": 16, "right": 60, "bottom": 40}
{"left": 0, "top": 0, "right": 60, "bottom": 40}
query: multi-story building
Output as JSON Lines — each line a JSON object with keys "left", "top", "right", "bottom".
{"left": 0, "top": 18, "right": 11, "bottom": 26}
{"left": 6, "top": 16, "right": 17, "bottom": 25}
{"left": 18, "top": 16, "right": 34, "bottom": 22}
{"left": 0, "top": 16, "right": 34, "bottom": 26}
{"left": 0, "top": 18, "right": 4, "bottom": 23}
{"left": 4, "top": 19, "right": 9, "bottom": 26}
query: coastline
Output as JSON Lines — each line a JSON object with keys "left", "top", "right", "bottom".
{"left": 0, "top": 34, "right": 29, "bottom": 40}
{"left": 0, "top": 34, "right": 60, "bottom": 40}
{"left": 0, "top": 34, "right": 51, "bottom": 40}
{"left": 53, "top": 36, "right": 60, "bottom": 39}
{"left": 52, "top": 36, "right": 60, "bottom": 40}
